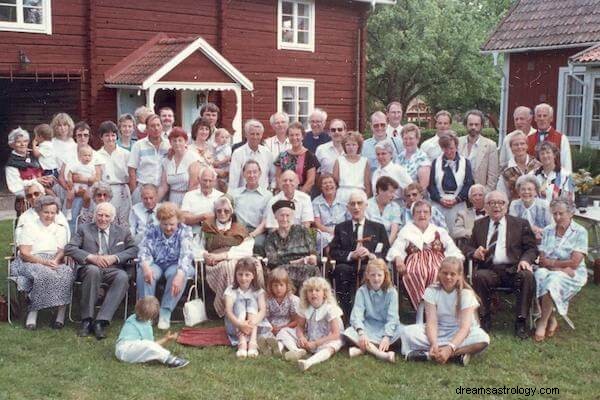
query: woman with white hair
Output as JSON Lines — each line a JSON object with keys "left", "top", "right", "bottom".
{"left": 5, "top": 127, "right": 53, "bottom": 214}
{"left": 199, "top": 196, "right": 256, "bottom": 317}
{"left": 76, "top": 182, "right": 115, "bottom": 227}
{"left": 370, "top": 139, "right": 412, "bottom": 199}
{"left": 11, "top": 196, "right": 73, "bottom": 329}
{"left": 509, "top": 175, "right": 552, "bottom": 241}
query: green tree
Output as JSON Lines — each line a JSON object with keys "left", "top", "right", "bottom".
{"left": 367, "top": 0, "right": 512, "bottom": 117}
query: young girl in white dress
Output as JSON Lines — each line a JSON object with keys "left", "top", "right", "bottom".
{"left": 224, "top": 257, "right": 268, "bottom": 359}
{"left": 258, "top": 267, "right": 300, "bottom": 356}
{"left": 333, "top": 131, "right": 371, "bottom": 203}
{"left": 278, "top": 277, "right": 344, "bottom": 371}
{"left": 400, "top": 256, "right": 490, "bottom": 366}
{"left": 344, "top": 258, "right": 403, "bottom": 363}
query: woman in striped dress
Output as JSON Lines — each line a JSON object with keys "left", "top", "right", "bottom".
{"left": 387, "top": 200, "right": 464, "bottom": 310}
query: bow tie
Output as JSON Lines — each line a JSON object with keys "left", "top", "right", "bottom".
{"left": 475, "top": 209, "right": 486, "bottom": 216}
{"left": 444, "top": 160, "right": 456, "bottom": 169}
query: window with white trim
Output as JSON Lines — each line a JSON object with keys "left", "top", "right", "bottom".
{"left": 277, "top": 77, "right": 314, "bottom": 128}
{"left": 563, "top": 73, "right": 585, "bottom": 138}
{"left": 277, "top": 0, "right": 315, "bottom": 52}
{"left": 0, "top": 0, "right": 51, "bottom": 34}
{"left": 592, "top": 77, "right": 600, "bottom": 142}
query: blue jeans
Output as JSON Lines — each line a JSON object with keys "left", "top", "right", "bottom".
{"left": 136, "top": 263, "right": 186, "bottom": 311}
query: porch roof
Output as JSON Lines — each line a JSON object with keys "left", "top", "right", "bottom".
{"left": 104, "top": 33, "right": 253, "bottom": 91}
{"left": 570, "top": 43, "right": 600, "bottom": 65}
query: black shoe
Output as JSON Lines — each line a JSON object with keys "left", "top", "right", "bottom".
{"left": 481, "top": 314, "right": 492, "bottom": 333}
{"left": 406, "top": 350, "right": 429, "bottom": 362}
{"left": 450, "top": 354, "right": 470, "bottom": 366}
{"left": 51, "top": 320, "right": 64, "bottom": 330}
{"left": 165, "top": 356, "right": 190, "bottom": 369}
{"left": 514, "top": 319, "right": 529, "bottom": 340}
{"left": 93, "top": 320, "right": 107, "bottom": 340}
{"left": 79, "top": 319, "right": 93, "bottom": 337}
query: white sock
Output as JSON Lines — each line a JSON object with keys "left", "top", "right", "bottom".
{"left": 55, "top": 305, "right": 66, "bottom": 324}
{"left": 26, "top": 310, "right": 38, "bottom": 326}
{"left": 279, "top": 334, "right": 299, "bottom": 351}
{"left": 303, "top": 349, "right": 332, "bottom": 369}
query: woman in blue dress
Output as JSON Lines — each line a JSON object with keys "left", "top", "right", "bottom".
{"left": 312, "top": 173, "right": 348, "bottom": 254}
{"left": 534, "top": 198, "right": 588, "bottom": 341}
{"left": 509, "top": 175, "right": 552, "bottom": 242}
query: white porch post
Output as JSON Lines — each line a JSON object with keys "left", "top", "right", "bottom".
{"left": 232, "top": 84, "right": 243, "bottom": 143}
{"left": 147, "top": 86, "right": 157, "bottom": 112}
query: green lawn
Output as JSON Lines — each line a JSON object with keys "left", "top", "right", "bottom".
{"left": 1, "top": 220, "right": 599, "bottom": 400}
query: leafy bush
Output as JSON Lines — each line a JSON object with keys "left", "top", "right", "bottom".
{"left": 572, "top": 146, "right": 600, "bottom": 176}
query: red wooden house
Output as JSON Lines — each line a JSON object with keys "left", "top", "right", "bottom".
{"left": 0, "top": 0, "right": 394, "bottom": 163}
{"left": 481, "top": 0, "right": 600, "bottom": 148}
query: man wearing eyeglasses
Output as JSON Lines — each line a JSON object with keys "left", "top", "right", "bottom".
{"left": 315, "top": 118, "right": 347, "bottom": 175}
{"left": 386, "top": 101, "right": 404, "bottom": 138}
{"left": 329, "top": 190, "right": 390, "bottom": 319}
{"left": 302, "top": 108, "right": 331, "bottom": 154}
{"left": 362, "top": 111, "right": 399, "bottom": 173}
{"left": 15, "top": 181, "right": 69, "bottom": 245}
{"left": 462, "top": 190, "right": 537, "bottom": 339}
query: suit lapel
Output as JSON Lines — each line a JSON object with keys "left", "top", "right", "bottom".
{"left": 107, "top": 225, "right": 118, "bottom": 251}
{"left": 91, "top": 223, "right": 100, "bottom": 250}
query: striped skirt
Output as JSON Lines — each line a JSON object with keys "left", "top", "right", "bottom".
{"left": 402, "top": 249, "right": 445, "bottom": 310}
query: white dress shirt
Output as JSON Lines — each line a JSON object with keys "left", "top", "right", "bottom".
{"left": 487, "top": 216, "right": 509, "bottom": 264}
{"left": 129, "top": 202, "right": 158, "bottom": 243}
{"left": 230, "top": 185, "right": 273, "bottom": 228}
{"left": 315, "top": 142, "right": 344, "bottom": 174}
{"left": 420, "top": 135, "right": 442, "bottom": 161}
{"left": 265, "top": 190, "right": 314, "bottom": 229}
{"left": 371, "top": 162, "right": 413, "bottom": 195}
{"left": 264, "top": 136, "right": 291, "bottom": 159}
{"left": 181, "top": 188, "right": 224, "bottom": 234}
{"left": 127, "top": 137, "right": 171, "bottom": 186}
{"left": 97, "top": 146, "right": 130, "bottom": 184}
{"left": 228, "top": 143, "right": 275, "bottom": 191}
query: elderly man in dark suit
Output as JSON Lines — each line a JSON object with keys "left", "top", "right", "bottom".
{"left": 329, "top": 190, "right": 390, "bottom": 318}
{"left": 65, "top": 202, "right": 138, "bottom": 339}
{"left": 463, "top": 190, "right": 538, "bottom": 339}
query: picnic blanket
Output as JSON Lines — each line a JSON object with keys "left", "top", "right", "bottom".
{"left": 176, "top": 326, "right": 231, "bottom": 347}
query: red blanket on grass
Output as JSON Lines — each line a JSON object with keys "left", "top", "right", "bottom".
{"left": 176, "top": 326, "right": 231, "bottom": 347}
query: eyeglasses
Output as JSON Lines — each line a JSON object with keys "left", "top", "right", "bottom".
{"left": 76, "top": 133, "right": 90, "bottom": 137}
{"left": 330, "top": 127, "right": 344, "bottom": 133}
{"left": 26, "top": 191, "right": 41, "bottom": 199}
{"left": 216, "top": 209, "right": 232, "bottom": 214}
{"left": 95, "top": 192, "right": 109, "bottom": 198}
{"left": 486, "top": 201, "right": 506, "bottom": 207}
{"left": 372, "top": 123, "right": 386, "bottom": 129}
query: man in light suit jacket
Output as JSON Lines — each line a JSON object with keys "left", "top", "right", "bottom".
{"left": 461, "top": 191, "right": 537, "bottom": 339}
{"left": 451, "top": 184, "right": 487, "bottom": 242}
{"left": 65, "top": 202, "right": 138, "bottom": 339}
{"left": 458, "top": 110, "right": 499, "bottom": 192}
{"left": 329, "top": 191, "right": 390, "bottom": 318}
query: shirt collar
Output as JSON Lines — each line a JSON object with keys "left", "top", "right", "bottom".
{"left": 304, "top": 304, "right": 329, "bottom": 321}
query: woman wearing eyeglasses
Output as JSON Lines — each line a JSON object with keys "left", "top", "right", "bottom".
{"left": 315, "top": 119, "right": 347, "bottom": 175}
{"left": 199, "top": 196, "right": 257, "bottom": 317}
{"left": 274, "top": 122, "right": 320, "bottom": 195}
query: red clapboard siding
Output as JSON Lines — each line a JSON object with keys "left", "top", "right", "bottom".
{"left": 506, "top": 48, "right": 585, "bottom": 132}
{"left": 161, "top": 51, "right": 234, "bottom": 83}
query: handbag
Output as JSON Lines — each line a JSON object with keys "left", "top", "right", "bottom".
{"left": 183, "top": 285, "right": 207, "bottom": 327}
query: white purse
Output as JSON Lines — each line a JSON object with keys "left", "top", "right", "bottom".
{"left": 183, "top": 285, "right": 207, "bottom": 327}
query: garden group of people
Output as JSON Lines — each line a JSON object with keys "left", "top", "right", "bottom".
{"left": 6, "top": 100, "right": 588, "bottom": 370}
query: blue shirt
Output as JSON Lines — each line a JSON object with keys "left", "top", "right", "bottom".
{"left": 303, "top": 131, "right": 330, "bottom": 154}
{"left": 397, "top": 148, "right": 431, "bottom": 181}
{"left": 312, "top": 194, "right": 348, "bottom": 228}
{"left": 117, "top": 314, "right": 154, "bottom": 344}
{"left": 362, "top": 137, "right": 396, "bottom": 173}
{"left": 350, "top": 285, "right": 401, "bottom": 340}
{"left": 138, "top": 223, "right": 195, "bottom": 277}
{"left": 365, "top": 197, "right": 402, "bottom": 234}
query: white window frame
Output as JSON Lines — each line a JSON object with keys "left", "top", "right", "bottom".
{"left": 588, "top": 73, "right": 600, "bottom": 146}
{"left": 557, "top": 66, "right": 587, "bottom": 144}
{"left": 277, "top": 0, "right": 315, "bottom": 52}
{"left": 277, "top": 77, "right": 315, "bottom": 129}
{"left": 0, "top": 0, "right": 51, "bottom": 34}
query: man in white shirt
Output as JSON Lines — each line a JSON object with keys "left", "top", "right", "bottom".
{"left": 386, "top": 101, "right": 404, "bottom": 138}
{"left": 457, "top": 110, "right": 499, "bottom": 191}
{"left": 230, "top": 160, "right": 272, "bottom": 254}
{"left": 362, "top": 111, "right": 396, "bottom": 173}
{"left": 129, "top": 183, "right": 159, "bottom": 244}
{"left": 499, "top": 106, "right": 536, "bottom": 169}
{"left": 159, "top": 107, "right": 174, "bottom": 140}
{"left": 264, "top": 112, "right": 291, "bottom": 158}
{"left": 315, "top": 118, "right": 347, "bottom": 175}
{"left": 127, "top": 116, "right": 170, "bottom": 204}
{"left": 181, "top": 167, "right": 224, "bottom": 235}
{"left": 421, "top": 110, "right": 452, "bottom": 161}
{"left": 264, "top": 170, "right": 313, "bottom": 229}
{"left": 228, "top": 119, "right": 275, "bottom": 191}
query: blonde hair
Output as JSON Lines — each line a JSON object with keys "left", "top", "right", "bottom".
{"left": 361, "top": 258, "right": 392, "bottom": 291}
{"left": 135, "top": 296, "right": 160, "bottom": 321}
{"left": 435, "top": 257, "right": 476, "bottom": 318}
{"left": 156, "top": 202, "right": 183, "bottom": 222}
{"left": 266, "top": 267, "right": 295, "bottom": 298}
{"left": 50, "top": 112, "right": 74, "bottom": 136}
{"left": 299, "top": 277, "right": 337, "bottom": 310}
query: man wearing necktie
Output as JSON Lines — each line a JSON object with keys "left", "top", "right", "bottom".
{"left": 527, "top": 103, "right": 572, "bottom": 173}
{"left": 65, "top": 202, "right": 138, "bottom": 340}
{"left": 385, "top": 101, "right": 404, "bottom": 140}
{"left": 329, "top": 191, "right": 390, "bottom": 319}
{"left": 129, "top": 184, "right": 159, "bottom": 244}
{"left": 462, "top": 191, "right": 537, "bottom": 339}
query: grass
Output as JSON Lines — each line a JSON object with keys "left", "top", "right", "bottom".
{"left": 1, "top": 220, "right": 599, "bottom": 400}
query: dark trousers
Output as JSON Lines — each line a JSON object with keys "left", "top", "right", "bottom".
{"left": 78, "top": 265, "right": 129, "bottom": 322}
{"left": 472, "top": 263, "right": 535, "bottom": 321}
{"left": 332, "top": 263, "right": 364, "bottom": 319}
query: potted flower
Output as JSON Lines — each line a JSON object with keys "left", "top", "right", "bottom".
{"left": 572, "top": 169, "right": 600, "bottom": 208}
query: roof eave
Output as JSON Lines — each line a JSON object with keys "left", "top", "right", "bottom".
{"left": 481, "top": 42, "right": 599, "bottom": 54}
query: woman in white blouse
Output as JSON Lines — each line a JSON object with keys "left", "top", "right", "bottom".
{"left": 96, "top": 121, "right": 131, "bottom": 228}
{"left": 11, "top": 196, "right": 73, "bottom": 330}
{"left": 387, "top": 200, "right": 463, "bottom": 310}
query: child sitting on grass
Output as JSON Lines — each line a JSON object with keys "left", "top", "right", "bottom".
{"left": 115, "top": 296, "right": 189, "bottom": 368}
